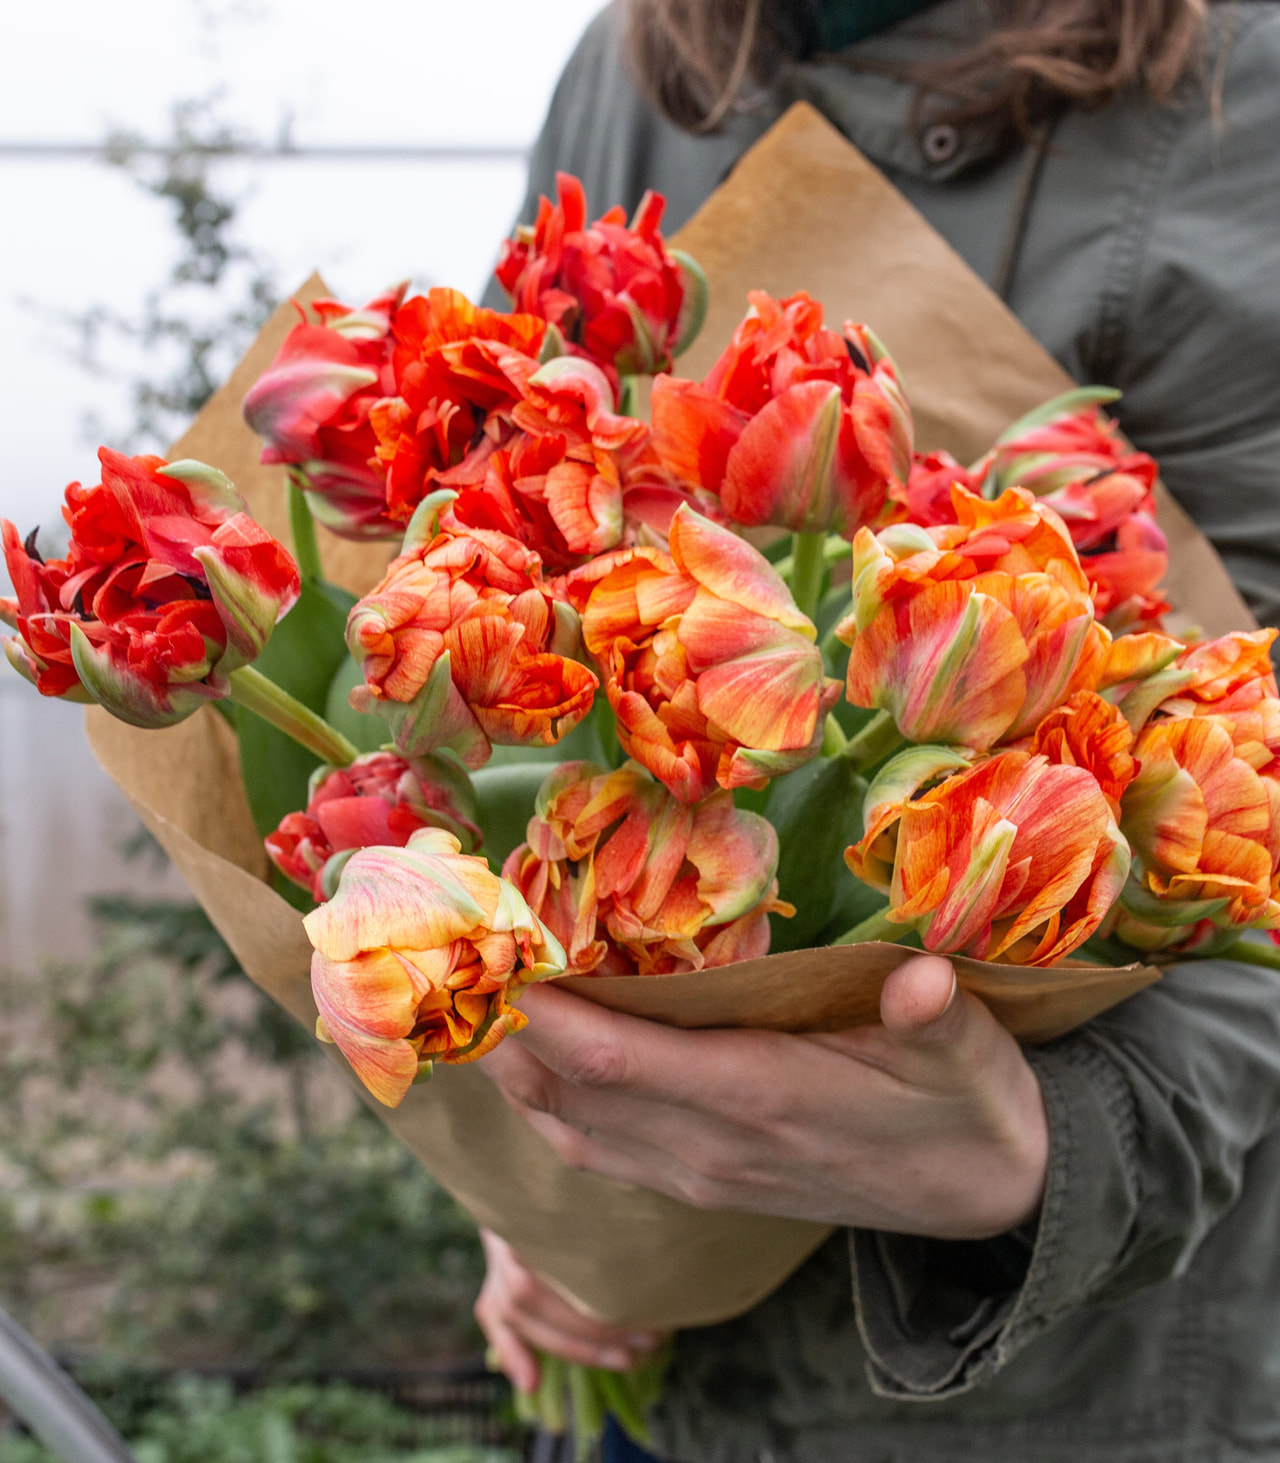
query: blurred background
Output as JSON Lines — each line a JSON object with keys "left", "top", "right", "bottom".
{"left": 0, "top": 3, "right": 599, "bottom": 1456}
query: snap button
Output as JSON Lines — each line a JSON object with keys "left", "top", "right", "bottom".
{"left": 921, "top": 123, "right": 961, "bottom": 164}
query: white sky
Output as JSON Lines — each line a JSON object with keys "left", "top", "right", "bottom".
{"left": 0, "top": 0, "right": 603, "bottom": 961}
{"left": 0, "top": 0, "right": 603, "bottom": 545}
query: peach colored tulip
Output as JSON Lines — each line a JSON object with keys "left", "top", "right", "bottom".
{"left": 304, "top": 828, "right": 565, "bottom": 1107}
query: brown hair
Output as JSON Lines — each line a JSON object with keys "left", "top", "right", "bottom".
{"left": 625, "top": 0, "right": 1219, "bottom": 138}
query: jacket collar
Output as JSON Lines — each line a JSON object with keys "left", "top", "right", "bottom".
{"left": 772, "top": 0, "right": 1009, "bottom": 180}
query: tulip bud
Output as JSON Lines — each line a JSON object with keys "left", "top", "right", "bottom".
{"left": 504, "top": 761, "right": 791, "bottom": 975}
{"left": 304, "top": 827, "right": 565, "bottom": 1107}
{"left": 567, "top": 505, "right": 840, "bottom": 804}
{"left": 243, "top": 284, "right": 407, "bottom": 541}
{"left": 971, "top": 386, "right": 1154, "bottom": 498}
{"left": 266, "top": 749, "right": 482, "bottom": 903}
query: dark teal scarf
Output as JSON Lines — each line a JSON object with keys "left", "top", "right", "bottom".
{"left": 813, "top": 0, "right": 941, "bottom": 51}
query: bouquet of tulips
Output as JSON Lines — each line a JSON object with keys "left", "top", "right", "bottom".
{"left": 6, "top": 167, "right": 1279, "bottom": 1451}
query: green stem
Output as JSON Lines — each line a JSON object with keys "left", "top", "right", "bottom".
{"left": 617, "top": 376, "right": 639, "bottom": 418}
{"left": 288, "top": 480, "right": 323, "bottom": 582}
{"left": 789, "top": 531, "right": 827, "bottom": 625}
{"left": 228, "top": 665, "right": 359, "bottom": 767}
{"left": 839, "top": 709, "right": 905, "bottom": 771}
{"left": 822, "top": 714, "right": 849, "bottom": 756}
{"left": 1223, "top": 938, "right": 1280, "bottom": 971}
{"left": 775, "top": 535, "right": 851, "bottom": 581}
{"left": 832, "top": 905, "right": 900, "bottom": 946}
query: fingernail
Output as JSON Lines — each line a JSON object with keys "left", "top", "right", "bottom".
{"left": 627, "top": 1332, "right": 660, "bottom": 1349}
{"left": 602, "top": 1348, "right": 631, "bottom": 1370}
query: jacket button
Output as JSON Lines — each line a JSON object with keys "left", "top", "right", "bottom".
{"left": 921, "top": 123, "right": 961, "bottom": 164}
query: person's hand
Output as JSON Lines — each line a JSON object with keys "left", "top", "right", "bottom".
{"left": 475, "top": 1229, "right": 668, "bottom": 1393}
{"left": 480, "top": 954, "right": 1049, "bottom": 1240}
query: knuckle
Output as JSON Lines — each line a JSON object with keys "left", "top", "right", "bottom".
{"left": 501, "top": 1068, "right": 557, "bottom": 1115}
{"left": 563, "top": 1036, "right": 628, "bottom": 1090}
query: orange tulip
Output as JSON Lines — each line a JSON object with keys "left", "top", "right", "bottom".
{"left": 1119, "top": 629, "right": 1280, "bottom": 762}
{"left": 650, "top": 291, "right": 911, "bottom": 536}
{"left": 1116, "top": 714, "right": 1280, "bottom": 950}
{"left": 346, "top": 494, "right": 597, "bottom": 768}
{"left": 566, "top": 505, "right": 840, "bottom": 803}
{"left": 503, "top": 760, "right": 790, "bottom": 975}
{"left": 846, "top": 736, "right": 1131, "bottom": 966}
{"left": 304, "top": 828, "right": 565, "bottom": 1107}
{"left": 838, "top": 483, "right": 1110, "bottom": 750}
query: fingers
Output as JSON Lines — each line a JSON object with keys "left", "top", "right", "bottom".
{"left": 474, "top": 1230, "right": 666, "bottom": 1383}
{"left": 508, "top": 982, "right": 728, "bottom": 1111}
{"left": 879, "top": 954, "right": 961, "bottom": 1043}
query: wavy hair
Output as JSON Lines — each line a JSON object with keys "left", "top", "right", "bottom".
{"left": 625, "top": 0, "right": 1220, "bottom": 137}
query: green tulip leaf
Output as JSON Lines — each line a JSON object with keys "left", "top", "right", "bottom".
{"left": 761, "top": 751, "right": 869, "bottom": 953}
{"left": 472, "top": 762, "right": 555, "bottom": 872}
{"left": 323, "top": 652, "right": 391, "bottom": 755}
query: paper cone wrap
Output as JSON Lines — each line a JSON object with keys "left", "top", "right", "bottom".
{"left": 84, "top": 104, "right": 1247, "bottom": 1330}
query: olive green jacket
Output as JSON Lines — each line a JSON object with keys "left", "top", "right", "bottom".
{"left": 498, "top": 4, "right": 1280, "bottom": 1458}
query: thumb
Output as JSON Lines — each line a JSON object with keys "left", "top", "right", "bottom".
{"left": 879, "top": 954, "right": 968, "bottom": 1050}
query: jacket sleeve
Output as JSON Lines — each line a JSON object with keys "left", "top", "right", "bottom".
{"left": 851, "top": 10, "right": 1280, "bottom": 1398}
{"left": 851, "top": 952, "right": 1280, "bottom": 1398}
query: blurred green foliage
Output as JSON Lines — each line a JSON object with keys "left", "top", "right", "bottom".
{"left": 0, "top": 1376, "right": 516, "bottom": 1463}
{"left": 0, "top": 893, "right": 484, "bottom": 1369}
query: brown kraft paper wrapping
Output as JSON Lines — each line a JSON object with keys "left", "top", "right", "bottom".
{"left": 88, "top": 101, "right": 1253, "bottom": 1330}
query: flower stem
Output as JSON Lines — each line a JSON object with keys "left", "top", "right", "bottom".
{"left": 839, "top": 709, "right": 905, "bottom": 771}
{"left": 822, "top": 714, "right": 849, "bottom": 755}
{"left": 1222, "top": 938, "right": 1280, "bottom": 971}
{"left": 789, "top": 531, "right": 828, "bottom": 625}
{"left": 228, "top": 665, "right": 359, "bottom": 767}
{"left": 832, "top": 905, "right": 900, "bottom": 946}
{"left": 288, "top": 480, "right": 323, "bottom": 582}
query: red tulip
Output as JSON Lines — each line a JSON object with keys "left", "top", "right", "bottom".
{"left": 2, "top": 450, "right": 299, "bottom": 726}
{"left": 346, "top": 494, "right": 597, "bottom": 767}
{"left": 242, "top": 284, "right": 406, "bottom": 540}
{"left": 503, "top": 760, "right": 790, "bottom": 975}
{"left": 651, "top": 291, "right": 912, "bottom": 536}
{"left": 495, "top": 172, "right": 706, "bottom": 384}
{"left": 368, "top": 288, "right": 547, "bottom": 527}
{"left": 567, "top": 505, "right": 840, "bottom": 803}
{"left": 972, "top": 387, "right": 1157, "bottom": 498}
{"left": 266, "top": 749, "right": 482, "bottom": 903}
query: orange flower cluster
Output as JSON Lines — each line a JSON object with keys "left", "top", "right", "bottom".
{"left": 225, "top": 172, "right": 1280, "bottom": 1106}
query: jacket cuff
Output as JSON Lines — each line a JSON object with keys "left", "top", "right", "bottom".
{"left": 849, "top": 1035, "right": 1140, "bottom": 1399}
